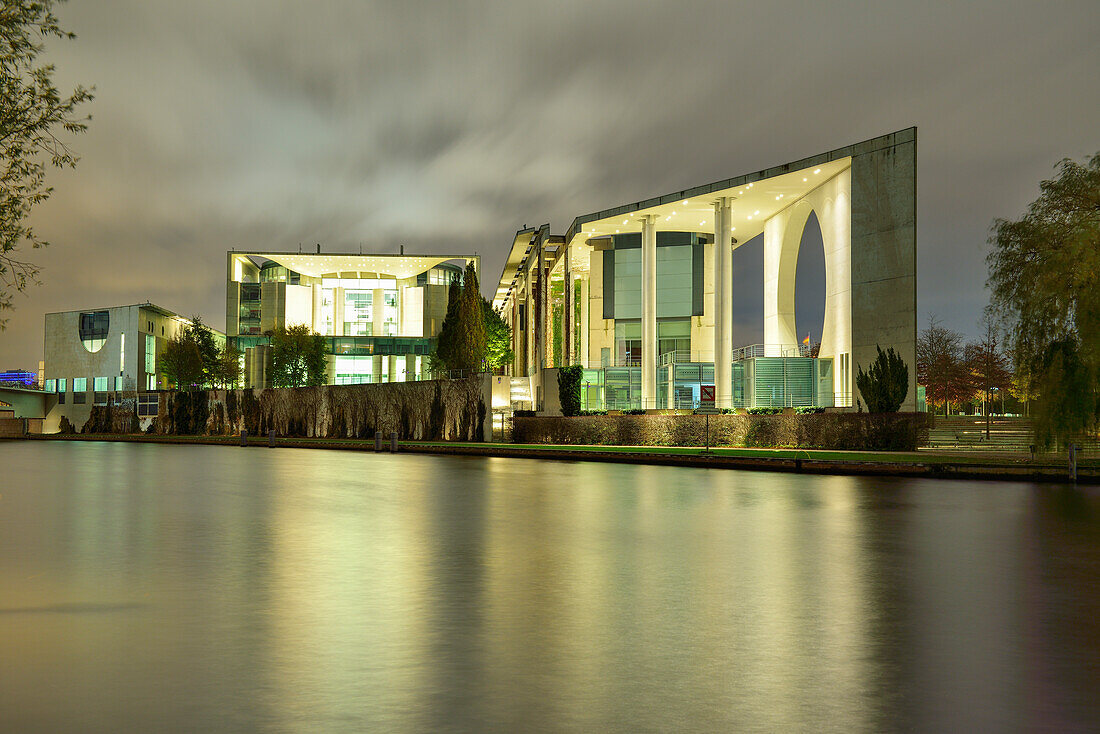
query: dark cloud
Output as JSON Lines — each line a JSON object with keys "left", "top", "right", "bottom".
{"left": 2, "top": 0, "right": 1098, "bottom": 366}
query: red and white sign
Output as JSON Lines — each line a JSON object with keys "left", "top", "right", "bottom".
{"left": 700, "top": 385, "right": 716, "bottom": 406}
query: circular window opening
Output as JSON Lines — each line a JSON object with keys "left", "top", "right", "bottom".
{"left": 79, "top": 310, "right": 109, "bottom": 353}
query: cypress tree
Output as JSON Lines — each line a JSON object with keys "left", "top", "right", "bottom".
{"left": 456, "top": 262, "right": 486, "bottom": 372}
{"left": 433, "top": 277, "right": 462, "bottom": 373}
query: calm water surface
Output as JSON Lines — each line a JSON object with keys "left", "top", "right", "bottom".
{"left": 1, "top": 441, "right": 1099, "bottom": 732}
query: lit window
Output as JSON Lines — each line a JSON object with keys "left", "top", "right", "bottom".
{"left": 78, "top": 310, "right": 109, "bottom": 353}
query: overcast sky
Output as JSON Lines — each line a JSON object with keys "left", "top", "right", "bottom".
{"left": 2, "top": 0, "right": 1098, "bottom": 367}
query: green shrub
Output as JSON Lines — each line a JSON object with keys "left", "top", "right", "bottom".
{"left": 557, "top": 365, "right": 583, "bottom": 416}
{"left": 512, "top": 412, "right": 928, "bottom": 450}
{"left": 795, "top": 406, "right": 825, "bottom": 414}
{"left": 623, "top": 408, "right": 647, "bottom": 415}
{"left": 856, "top": 345, "right": 909, "bottom": 412}
{"left": 747, "top": 407, "right": 781, "bottom": 415}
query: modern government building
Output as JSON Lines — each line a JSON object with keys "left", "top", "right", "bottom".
{"left": 28, "top": 128, "right": 917, "bottom": 429}
{"left": 225, "top": 250, "right": 478, "bottom": 387}
{"left": 493, "top": 128, "right": 917, "bottom": 412}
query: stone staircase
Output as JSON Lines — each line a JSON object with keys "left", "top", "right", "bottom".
{"left": 509, "top": 377, "right": 533, "bottom": 411}
{"left": 926, "top": 416, "right": 1034, "bottom": 450}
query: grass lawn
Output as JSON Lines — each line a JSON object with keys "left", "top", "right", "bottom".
{"left": 28, "top": 433, "right": 1098, "bottom": 469}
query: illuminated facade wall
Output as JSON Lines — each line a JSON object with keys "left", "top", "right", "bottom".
{"left": 226, "top": 252, "right": 472, "bottom": 388}
{"left": 494, "top": 128, "right": 917, "bottom": 412}
{"left": 42, "top": 303, "right": 209, "bottom": 431}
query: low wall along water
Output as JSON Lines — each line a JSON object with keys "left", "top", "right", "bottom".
{"left": 81, "top": 377, "right": 492, "bottom": 441}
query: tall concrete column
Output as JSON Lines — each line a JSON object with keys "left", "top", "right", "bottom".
{"left": 641, "top": 214, "right": 658, "bottom": 409}
{"left": 713, "top": 197, "right": 733, "bottom": 407}
{"left": 579, "top": 276, "right": 589, "bottom": 367}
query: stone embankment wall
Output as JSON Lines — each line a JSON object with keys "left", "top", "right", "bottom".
{"left": 155, "top": 377, "right": 491, "bottom": 441}
{"left": 80, "top": 377, "right": 491, "bottom": 441}
{"left": 513, "top": 412, "right": 929, "bottom": 451}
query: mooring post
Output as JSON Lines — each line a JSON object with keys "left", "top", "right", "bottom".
{"left": 375, "top": 431, "right": 382, "bottom": 452}
{"left": 390, "top": 432, "right": 398, "bottom": 453}
{"left": 268, "top": 430, "right": 275, "bottom": 448}
{"left": 240, "top": 429, "right": 247, "bottom": 447}
{"left": 1069, "top": 443, "right": 1078, "bottom": 483}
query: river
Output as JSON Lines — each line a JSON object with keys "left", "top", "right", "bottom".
{"left": 1, "top": 441, "right": 1098, "bottom": 732}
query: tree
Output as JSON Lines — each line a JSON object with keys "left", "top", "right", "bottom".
{"left": 432, "top": 263, "right": 487, "bottom": 374}
{"left": 482, "top": 297, "right": 514, "bottom": 372}
{"left": 856, "top": 345, "right": 909, "bottom": 413}
{"left": 916, "top": 315, "right": 969, "bottom": 415}
{"left": 557, "top": 364, "right": 583, "bottom": 416}
{"left": 161, "top": 333, "right": 203, "bottom": 390}
{"left": 270, "top": 324, "right": 327, "bottom": 388}
{"left": 212, "top": 344, "right": 242, "bottom": 389}
{"left": 185, "top": 316, "right": 220, "bottom": 384}
{"left": 963, "top": 316, "right": 1013, "bottom": 436}
{"left": 987, "top": 152, "right": 1100, "bottom": 447}
{"left": 1, "top": 1, "right": 93, "bottom": 327}
{"left": 431, "top": 277, "right": 462, "bottom": 374}
{"left": 1030, "top": 339, "right": 1096, "bottom": 450}
{"left": 454, "top": 261, "right": 486, "bottom": 371}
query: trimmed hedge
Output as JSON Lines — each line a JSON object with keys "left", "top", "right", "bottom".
{"left": 512, "top": 412, "right": 929, "bottom": 451}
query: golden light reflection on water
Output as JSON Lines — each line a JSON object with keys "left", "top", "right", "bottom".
{"left": 1, "top": 442, "right": 1099, "bottom": 731}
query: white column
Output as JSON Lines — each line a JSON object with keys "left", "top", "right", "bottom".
{"left": 579, "top": 276, "right": 590, "bottom": 367}
{"left": 641, "top": 214, "right": 658, "bottom": 409}
{"left": 713, "top": 198, "right": 733, "bottom": 407}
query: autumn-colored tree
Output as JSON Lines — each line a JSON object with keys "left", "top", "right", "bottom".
{"left": 916, "top": 315, "right": 970, "bottom": 415}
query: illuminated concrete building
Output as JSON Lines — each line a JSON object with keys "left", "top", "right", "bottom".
{"left": 493, "top": 128, "right": 917, "bottom": 412}
{"left": 41, "top": 302, "right": 213, "bottom": 431}
{"left": 225, "top": 250, "right": 478, "bottom": 387}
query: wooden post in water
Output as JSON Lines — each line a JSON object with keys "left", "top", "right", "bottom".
{"left": 374, "top": 431, "right": 382, "bottom": 452}
{"left": 390, "top": 432, "right": 398, "bottom": 453}
{"left": 240, "top": 429, "right": 247, "bottom": 447}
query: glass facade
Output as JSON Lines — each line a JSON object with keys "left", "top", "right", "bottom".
{"left": 576, "top": 356, "right": 834, "bottom": 411}
{"left": 239, "top": 283, "right": 261, "bottom": 335}
{"left": 343, "top": 290, "right": 372, "bottom": 336}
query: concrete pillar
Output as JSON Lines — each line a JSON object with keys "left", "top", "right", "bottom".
{"left": 641, "top": 214, "right": 657, "bottom": 409}
{"left": 563, "top": 246, "right": 572, "bottom": 365}
{"left": 579, "top": 276, "right": 590, "bottom": 367}
{"left": 713, "top": 198, "right": 733, "bottom": 408}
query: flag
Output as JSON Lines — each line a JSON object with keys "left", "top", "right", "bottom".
{"left": 803, "top": 334, "right": 810, "bottom": 346}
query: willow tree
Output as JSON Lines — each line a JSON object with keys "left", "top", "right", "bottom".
{"left": 1, "top": 1, "right": 93, "bottom": 327}
{"left": 987, "top": 152, "right": 1100, "bottom": 448}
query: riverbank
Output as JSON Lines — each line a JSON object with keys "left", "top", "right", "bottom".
{"left": 18, "top": 433, "right": 1096, "bottom": 483}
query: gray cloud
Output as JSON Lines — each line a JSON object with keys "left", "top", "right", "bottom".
{"left": 2, "top": 0, "right": 1098, "bottom": 366}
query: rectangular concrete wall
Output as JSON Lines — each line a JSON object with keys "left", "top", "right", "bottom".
{"left": 850, "top": 129, "right": 918, "bottom": 411}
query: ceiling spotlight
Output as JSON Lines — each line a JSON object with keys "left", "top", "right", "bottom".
{"left": 803, "top": 177, "right": 808, "bottom": 182}
{"left": 754, "top": 210, "right": 760, "bottom": 215}
{"left": 814, "top": 169, "right": 821, "bottom": 174}
{"left": 665, "top": 216, "right": 671, "bottom": 221}
{"left": 682, "top": 200, "right": 689, "bottom": 205}
{"left": 623, "top": 219, "right": 628, "bottom": 224}
{"left": 699, "top": 220, "right": 706, "bottom": 226}
{"left": 775, "top": 196, "right": 780, "bottom": 200}
{"left": 731, "top": 227, "right": 736, "bottom": 231}
{"left": 615, "top": 229, "right": 620, "bottom": 233}
{"left": 747, "top": 215, "right": 752, "bottom": 220}
{"left": 738, "top": 190, "right": 743, "bottom": 195}
{"left": 672, "top": 211, "right": 677, "bottom": 215}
